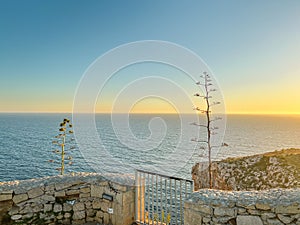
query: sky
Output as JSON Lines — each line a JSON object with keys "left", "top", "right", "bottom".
{"left": 0, "top": 0, "right": 299, "bottom": 114}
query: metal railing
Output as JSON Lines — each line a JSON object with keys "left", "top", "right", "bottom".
{"left": 135, "top": 169, "right": 194, "bottom": 225}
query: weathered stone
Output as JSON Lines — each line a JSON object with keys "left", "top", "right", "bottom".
{"left": 27, "top": 187, "right": 44, "bottom": 198}
{"left": 41, "top": 195, "right": 55, "bottom": 202}
{"left": 19, "top": 205, "right": 33, "bottom": 214}
{"left": 53, "top": 203, "right": 62, "bottom": 213}
{"left": 80, "top": 192, "right": 90, "bottom": 198}
{"left": 22, "top": 213, "right": 33, "bottom": 219}
{"left": 63, "top": 202, "right": 73, "bottom": 212}
{"left": 237, "top": 215, "right": 263, "bottom": 225}
{"left": 73, "top": 202, "right": 85, "bottom": 211}
{"left": 44, "top": 203, "right": 52, "bottom": 212}
{"left": 247, "top": 209, "right": 261, "bottom": 215}
{"left": 73, "top": 210, "right": 86, "bottom": 220}
{"left": 8, "top": 206, "right": 20, "bottom": 216}
{"left": 96, "top": 210, "right": 104, "bottom": 218}
{"left": 0, "top": 193, "right": 12, "bottom": 201}
{"left": 203, "top": 217, "right": 211, "bottom": 223}
{"left": 91, "top": 184, "right": 104, "bottom": 197}
{"left": 277, "top": 214, "right": 294, "bottom": 224}
{"left": 80, "top": 187, "right": 90, "bottom": 193}
{"left": 266, "top": 218, "right": 284, "bottom": 225}
{"left": 255, "top": 203, "right": 271, "bottom": 210}
{"left": 11, "top": 214, "right": 22, "bottom": 220}
{"left": 73, "top": 219, "right": 86, "bottom": 224}
{"left": 66, "top": 189, "right": 80, "bottom": 195}
{"left": 87, "top": 209, "right": 96, "bottom": 217}
{"left": 57, "top": 214, "right": 64, "bottom": 220}
{"left": 275, "top": 204, "right": 300, "bottom": 214}
{"left": 85, "top": 201, "right": 92, "bottom": 208}
{"left": 32, "top": 204, "right": 42, "bottom": 213}
{"left": 13, "top": 193, "right": 28, "bottom": 204}
{"left": 55, "top": 182, "right": 73, "bottom": 191}
{"left": 237, "top": 207, "right": 247, "bottom": 214}
{"left": 92, "top": 199, "right": 101, "bottom": 209}
{"left": 195, "top": 205, "right": 212, "bottom": 215}
{"left": 44, "top": 184, "right": 55, "bottom": 191}
{"left": 64, "top": 212, "right": 72, "bottom": 218}
{"left": 214, "top": 207, "right": 236, "bottom": 217}
{"left": 55, "top": 190, "right": 66, "bottom": 197}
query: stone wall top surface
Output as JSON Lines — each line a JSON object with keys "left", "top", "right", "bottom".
{"left": 0, "top": 172, "right": 135, "bottom": 193}
{"left": 187, "top": 188, "right": 300, "bottom": 207}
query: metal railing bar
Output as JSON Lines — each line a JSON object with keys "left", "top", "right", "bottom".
{"left": 136, "top": 169, "right": 193, "bottom": 184}
{"left": 180, "top": 180, "right": 182, "bottom": 225}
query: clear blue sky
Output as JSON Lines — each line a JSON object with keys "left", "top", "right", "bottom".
{"left": 1, "top": 1, "right": 299, "bottom": 113}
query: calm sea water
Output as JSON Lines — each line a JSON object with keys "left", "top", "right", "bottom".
{"left": 0, "top": 113, "right": 299, "bottom": 182}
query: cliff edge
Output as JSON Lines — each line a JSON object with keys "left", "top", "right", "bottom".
{"left": 192, "top": 148, "right": 300, "bottom": 191}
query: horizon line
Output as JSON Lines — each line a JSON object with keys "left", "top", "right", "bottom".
{"left": 0, "top": 111, "right": 300, "bottom": 116}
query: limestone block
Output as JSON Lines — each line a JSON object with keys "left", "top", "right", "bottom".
{"left": 96, "top": 210, "right": 104, "bottom": 218}
{"left": 277, "top": 214, "right": 294, "bottom": 224}
{"left": 55, "top": 190, "right": 66, "bottom": 197}
{"left": 73, "top": 202, "right": 85, "bottom": 211}
{"left": 214, "top": 207, "right": 236, "bottom": 217}
{"left": 195, "top": 204, "right": 212, "bottom": 215}
{"left": 8, "top": 206, "right": 20, "bottom": 216}
{"left": 266, "top": 218, "right": 284, "bottom": 225}
{"left": 19, "top": 205, "right": 33, "bottom": 214}
{"left": 275, "top": 204, "right": 300, "bottom": 214}
{"left": 123, "top": 190, "right": 134, "bottom": 205}
{"left": 73, "top": 210, "right": 86, "bottom": 220}
{"left": 80, "top": 192, "right": 90, "bottom": 198}
{"left": 80, "top": 187, "right": 90, "bottom": 193}
{"left": 63, "top": 202, "right": 73, "bottom": 212}
{"left": 85, "top": 201, "right": 92, "bottom": 209}
{"left": 64, "top": 212, "right": 72, "bottom": 218}
{"left": 53, "top": 203, "right": 62, "bottom": 213}
{"left": 57, "top": 214, "right": 64, "bottom": 220}
{"left": 92, "top": 199, "right": 101, "bottom": 209}
{"left": 86, "top": 208, "right": 96, "bottom": 217}
{"left": 44, "top": 184, "right": 55, "bottom": 192}
{"left": 202, "top": 217, "right": 211, "bottom": 223}
{"left": 103, "top": 213, "right": 110, "bottom": 224}
{"left": 237, "top": 215, "right": 263, "bottom": 225}
{"left": 184, "top": 209, "right": 202, "bottom": 225}
{"left": 11, "top": 214, "right": 22, "bottom": 220}
{"left": 42, "top": 195, "right": 55, "bottom": 202}
{"left": 55, "top": 182, "right": 73, "bottom": 191}
{"left": 66, "top": 189, "right": 80, "bottom": 195}
{"left": 44, "top": 204, "right": 52, "bottom": 212}
{"left": 0, "top": 193, "right": 12, "bottom": 201}
{"left": 13, "top": 193, "right": 28, "bottom": 204}
{"left": 22, "top": 212, "right": 33, "bottom": 219}
{"left": 247, "top": 209, "right": 261, "bottom": 215}
{"left": 255, "top": 203, "right": 271, "bottom": 210}
{"left": 27, "top": 187, "right": 44, "bottom": 199}
{"left": 91, "top": 184, "right": 104, "bottom": 197}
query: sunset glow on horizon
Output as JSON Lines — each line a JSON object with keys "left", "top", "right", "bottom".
{"left": 1, "top": 1, "right": 299, "bottom": 115}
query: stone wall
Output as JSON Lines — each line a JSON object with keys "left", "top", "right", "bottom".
{"left": 0, "top": 173, "right": 135, "bottom": 225}
{"left": 184, "top": 188, "right": 300, "bottom": 225}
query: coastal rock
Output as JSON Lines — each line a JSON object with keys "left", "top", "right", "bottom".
{"left": 27, "top": 187, "right": 44, "bottom": 198}
{"left": 236, "top": 215, "right": 263, "bottom": 225}
{"left": 13, "top": 193, "right": 28, "bottom": 204}
{"left": 192, "top": 148, "right": 300, "bottom": 191}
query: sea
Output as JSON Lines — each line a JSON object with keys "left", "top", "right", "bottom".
{"left": 0, "top": 113, "right": 300, "bottom": 182}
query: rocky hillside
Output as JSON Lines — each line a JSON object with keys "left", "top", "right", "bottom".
{"left": 192, "top": 148, "right": 300, "bottom": 191}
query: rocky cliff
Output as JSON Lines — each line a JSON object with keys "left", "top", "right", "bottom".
{"left": 192, "top": 148, "right": 300, "bottom": 191}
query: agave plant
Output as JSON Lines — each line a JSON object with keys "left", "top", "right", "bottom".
{"left": 49, "top": 118, "right": 76, "bottom": 175}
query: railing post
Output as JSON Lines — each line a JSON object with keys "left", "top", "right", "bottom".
{"left": 135, "top": 170, "right": 139, "bottom": 222}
